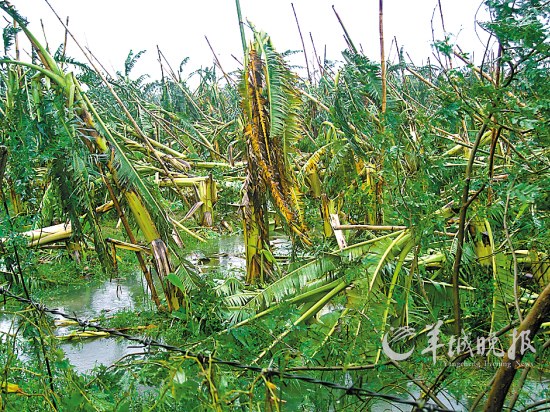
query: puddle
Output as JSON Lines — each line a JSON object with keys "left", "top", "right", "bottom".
{"left": 43, "top": 234, "right": 254, "bottom": 373}
{"left": 43, "top": 271, "right": 150, "bottom": 374}
{"left": 46, "top": 273, "right": 147, "bottom": 319}
{"left": 60, "top": 338, "right": 144, "bottom": 373}
{"left": 187, "top": 232, "right": 292, "bottom": 279}
{"left": 188, "top": 234, "right": 246, "bottom": 277}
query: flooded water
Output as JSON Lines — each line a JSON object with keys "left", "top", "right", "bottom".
{"left": 0, "top": 315, "right": 18, "bottom": 347}
{"left": 1, "top": 233, "right": 292, "bottom": 374}
{"left": 187, "top": 232, "right": 292, "bottom": 278}
{"left": 1, "top": 278, "right": 145, "bottom": 374}
{"left": 50, "top": 234, "right": 252, "bottom": 373}
{"left": 187, "top": 233, "right": 246, "bottom": 277}
{"left": 60, "top": 337, "right": 144, "bottom": 373}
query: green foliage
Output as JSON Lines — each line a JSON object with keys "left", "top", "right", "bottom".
{"left": 0, "top": 0, "right": 548, "bottom": 410}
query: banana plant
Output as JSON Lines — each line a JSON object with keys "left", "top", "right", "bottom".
{"left": 0, "top": 2, "right": 184, "bottom": 310}
{"left": 238, "top": 28, "right": 310, "bottom": 284}
{"left": 222, "top": 228, "right": 418, "bottom": 363}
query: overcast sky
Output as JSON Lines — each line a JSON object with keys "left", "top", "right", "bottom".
{"left": 8, "top": 0, "right": 491, "bottom": 82}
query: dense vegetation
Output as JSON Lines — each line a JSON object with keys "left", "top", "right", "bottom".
{"left": 0, "top": 0, "right": 548, "bottom": 410}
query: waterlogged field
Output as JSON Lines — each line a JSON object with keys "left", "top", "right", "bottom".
{"left": 2, "top": 233, "right": 548, "bottom": 410}
{"left": 0, "top": 0, "right": 548, "bottom": 410}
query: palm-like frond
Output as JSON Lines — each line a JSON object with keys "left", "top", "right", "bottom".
{"left": 224, "top": 230, "right": 404, "bottom": 324}
{"left": 66, "top": 151, "right": 112, "bottom": 271}
{"left": 259, "top": 34, "right": 302, "bottom": 158}
{"left": 241, "top": 30, "right": 309, "bottom": 246}
{"left": 227, "top": 253, "right": 340, "bottom": 316}
{"left": 2, "top": 23, "right": 20, "bottom": 54}
{"left": 124, "top": 50, "right": 146, "bottom": 78}
{"left": 171, "top": 264, "right": 201, "bottom": 293}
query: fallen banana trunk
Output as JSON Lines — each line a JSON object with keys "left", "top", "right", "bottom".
{"left": 55, "top": 331, "right": 110, "bottom": 340}
{"left": 169, "top": 217, "right": 207, "bottom": 243}
{"left": 0, "top": 222, "right": 73, "bottom": 247}
{"left": 123, "top": 136, "right": 190, "bottom": 173}
{"left": 54, "top": 320, "right": 155, "bottom": 332}
{"left": 0, "top": 4, "right": 182, "bottom": 311}
{"left": 54, "top": 319, "right": 98, "bottom": 327}
{"left": 24, "top": 201, "right": 114, "bottom": 249}
{"left": 157, "top": 175, "right": 217, "bottom": 227}
{"left": 95, "top": 200, "right": 114, "bottom": 214}
{"left": 105, "top": 238, "right": 152, "bottom": 255}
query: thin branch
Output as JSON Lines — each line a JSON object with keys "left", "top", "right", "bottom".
{"left": 379, "top": 0, "right": 387, "bottom": 113}
{"left": 291, "top": 3, "right": 312, "bottom": 83}
{"left": 437, "top": 0, "right": 452, "bottom": 69}
{"left": 309, "top": 32, "right": 324, "bottom": 77}
{"left": 205, "top": 36, "right": 234, "bottom": 86}
{"left": 504, "top": 185, "right": 523, "bottom": 323}
{"left": 332, "top": 5, "right": 357, "bottom": 54}
{"left": 60, "top": 16, "right": 68, "bottom": 69}
{"left": 451, "top": 117, "right": 491, "bottom": 335}
{"left": 389, "top": 360, "right": 448, "bottom": 410}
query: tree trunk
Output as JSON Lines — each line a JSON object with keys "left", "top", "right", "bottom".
{"left": 483, "top": 281, "right": 550, "bottom": 411}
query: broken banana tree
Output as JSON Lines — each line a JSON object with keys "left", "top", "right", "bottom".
{"left": 239, "top": 28, "right": 310, "bottom": 284}
{"left": 0, "top": 2, "right": 181, "bottom": 310}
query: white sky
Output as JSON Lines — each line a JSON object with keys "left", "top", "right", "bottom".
{"left": 8, "top": 0, "right": 491, "bottom": 82}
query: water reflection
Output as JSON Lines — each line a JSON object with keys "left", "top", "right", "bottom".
{"left": 48, "top": 279, "right": 135, "bottom": 319}
{"left": 188, "top": 232, "right": 292, "bottom": 278}
{"left": 61, "top": 338, "right": 144, "bottom": 374}
{"left": 44, "top": 271, "right": 148, "bottom": 374}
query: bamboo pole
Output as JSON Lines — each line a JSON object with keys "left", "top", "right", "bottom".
{"left": 291, "top": 3, "right": 312, "bottom": 83}
{"left": 379, "top": 0, "right": 387, "bottom": 114}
